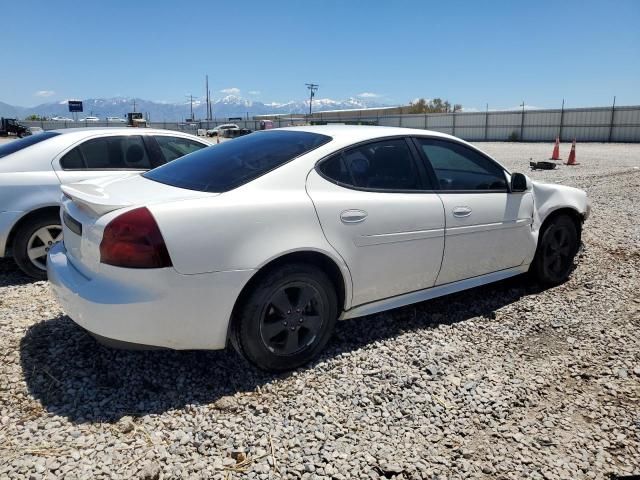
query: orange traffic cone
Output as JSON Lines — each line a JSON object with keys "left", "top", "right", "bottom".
{"left": 565, "top": 140, "right": 579, "bottom": 165}
{"left": 550, "top": 137, "right": 561, "bottom": 160}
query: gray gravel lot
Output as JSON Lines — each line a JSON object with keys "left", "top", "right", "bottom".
{"left": 0, "top": 140, "right": 639, "bottom": 479}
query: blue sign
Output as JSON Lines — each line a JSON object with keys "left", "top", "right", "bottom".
{"left": 68, "top": 101, "right": 83, "bottom": 113}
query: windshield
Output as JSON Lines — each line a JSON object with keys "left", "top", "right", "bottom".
{"left": 144, "top": 130, "right": 331, "bottom": 192}
{"left": 0, "top": 132, "right": 60, "bottom": 159}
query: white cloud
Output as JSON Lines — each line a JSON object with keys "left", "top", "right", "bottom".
{"left": 220, "top": 87, "right": 240, "bottom": 95}
{"left": 34, "top": 90, "right": 55, "bottom": 97}
{"left": 357, "top": 92, "right": 380, "bottom": 98}
{"left": 248, "top": 90, "right": 260, "bottom": 95}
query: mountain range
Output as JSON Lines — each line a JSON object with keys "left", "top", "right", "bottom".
{"left": 0, "top": 96, "right": 391, "bottom": 121}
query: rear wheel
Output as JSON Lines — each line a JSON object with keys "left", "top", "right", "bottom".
{"left": 13, "top": 214, "right": 62, "bottom": 279}
{"left": 232, "top": 263, "right": 338, "bottom": 371}
{"left": 531, "top": 214, "right": 579, "bottom": 286}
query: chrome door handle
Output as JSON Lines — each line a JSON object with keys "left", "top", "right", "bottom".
{"left": 452, "top": 206, "right": 472, "bottom": 217}
{"left": 340, "top": 209, "right": 368, "bottom": 224}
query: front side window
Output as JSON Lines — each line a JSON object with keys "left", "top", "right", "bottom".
{"left": 417, "top": 138, "right": 507, "bottom": 191}
{"left": 155, "top": 136, "right": 206, "bottom": 163}
{"left": 319, "top": 138, "right": 422, "bottom": 191}
{"left": 60, "top": 136, "right": 152, "bottom": 170}
{"left": 144, "top": 130, "right": 331, "bottom": 192}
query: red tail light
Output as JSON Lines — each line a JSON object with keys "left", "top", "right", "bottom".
{"left": 100, "top": 207, "right": 172, "bottom": 268}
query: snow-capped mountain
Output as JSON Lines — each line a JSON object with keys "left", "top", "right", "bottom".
{"left": 1, "top": 95, "right": 389, "bottom": 121}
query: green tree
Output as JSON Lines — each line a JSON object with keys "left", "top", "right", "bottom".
{"left": 25, "top": 114, "right": 47, "bottom": 121}
{"left": 407, "top": 98, "right": 462, "bottom": 114}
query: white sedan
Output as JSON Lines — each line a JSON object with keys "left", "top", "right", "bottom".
{"left": 48, "top": 126, "right": 590, "bottom": 371}
{"left": 0, "top": 128, "right": 211, "bottom": 278}
{"left": 206, "top": 123, "right": 239, "bottom": 137}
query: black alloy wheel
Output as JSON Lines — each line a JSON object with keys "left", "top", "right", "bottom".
{"left": 232, "top": 263, "right": 338, "bottom": 371}
{"left": 532, "top": 214, "right": 579, "bottom": 285}
{"left": 260, "top": 282, "right": 325, "bottom": 356}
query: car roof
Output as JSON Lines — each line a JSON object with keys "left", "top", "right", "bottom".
{"left": 275, "top": 125, "right": 506, "bottom": 171}
{"left": 48, "top": 127, "right": 203, "bottom": 140}
{"left": 278, "top": 124, "right": 459, "bottom": 143}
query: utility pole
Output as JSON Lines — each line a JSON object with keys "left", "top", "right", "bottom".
{"left": 484, "top": 103, "right": 489, "bottom": 140}
{"left": 520, "top": 101, "right": 525, "bottom": 140}
{"left": 608, "top": 95, "right": 616, "bottom": 142}
{"left": 559, "top": 99, "right": 565, "bottom": 141}
{"left": 205, "top": 75, "right": 212, "bottom": 121}
{"left": 132, "top": 99, "right": 137, "bottom": 113}
{"left": 186, "top": 94, "right": 194, "bottom": 121}
{"left": 306, "top": 83, "right": 319, "bottom": 118}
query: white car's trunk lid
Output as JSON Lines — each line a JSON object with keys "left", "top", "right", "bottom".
{"left": 61, "top": 173, "right": 213, "bottom": 216}
{"left": 60, "top": 174, "right": 217, "bottom": 274}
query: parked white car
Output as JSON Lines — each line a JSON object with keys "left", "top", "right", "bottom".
{"left": 51, "top": 116, "right": 74, "bottom": 122}
{"left": 206, "top": 123, "right": 239, "bottom": 137}
{"left": 106, "top": 116, "right": 127, "bottom": 123}
{"left": 48, "top": 126, "right": 590, "bottom": 371}
{"left": 79, "top": 116, "right": 100, "bottom": 122}
{"left": 0, "top": 128, "right": 211, "bottom": 278}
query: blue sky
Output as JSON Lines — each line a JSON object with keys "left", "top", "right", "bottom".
{"left": 3, "top": 0, "right": 639, "bottom": 110}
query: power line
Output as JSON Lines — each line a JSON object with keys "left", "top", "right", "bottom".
{"left": 306, "top": 83, "right": 319, "bottom": 117}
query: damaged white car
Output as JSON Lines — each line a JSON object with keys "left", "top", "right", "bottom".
{"left": 48, "top": 126, "right": 590, "bottom": 371}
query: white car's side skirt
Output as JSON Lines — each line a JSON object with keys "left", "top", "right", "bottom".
{"left": 340, "top": 264, "right": 530, "bottom": 320}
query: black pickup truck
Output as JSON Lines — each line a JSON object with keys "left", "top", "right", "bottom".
{"left": 0, "top": 118, "right": 31, "bottom": 137}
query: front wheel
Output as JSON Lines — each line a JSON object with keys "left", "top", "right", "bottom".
{"left": 531, "top": 214, "right": 579, "bottom": 286}
{"left": 13, "top": 214, "right": 63, "bottom": 279}
{"left": 231, "top": 264, "right": 338, "bottom": 371}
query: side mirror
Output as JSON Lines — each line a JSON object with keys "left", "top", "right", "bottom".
{"left": 510, "top": 172, "right": 530, "bottom": 192}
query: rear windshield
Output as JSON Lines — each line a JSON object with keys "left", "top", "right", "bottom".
{"left": 143, "top": 130, "right": 331, "bottom": 192}
{"left": 0, "top": 132, "right": 60, "bottom": 159}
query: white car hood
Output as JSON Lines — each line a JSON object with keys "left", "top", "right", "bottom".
{"left": 62, "top": 173, "right": 217, "bottom": 216}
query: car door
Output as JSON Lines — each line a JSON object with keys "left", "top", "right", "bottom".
{"left": 306, "top": 137, "right": 445, "bottom": 306}
{"left": 52, "top": 134, "right": 158, "bottom": 186}
{"left": 413, "top": 137, "right": 535, "bottom": 285}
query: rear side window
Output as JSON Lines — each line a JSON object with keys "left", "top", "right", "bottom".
{"left": 154, "top": 136, "right": 206, "bottom": 163}
{"left": 60, "top": 147, "right": 84, "bottom": 169}
{"left": 60, "top": 136, "right": 152, "bottom": 170}
{"left": 319, "top": 138, "right": 423, "bottom": 191}
{"left": 144, "top": 130, "right": 331, "bottom": 192}
{"left": 0, "top": 132, "right": 60, "bottom": 159}
{"left": 417, "top": 138, "right": 507, "bottom": 191}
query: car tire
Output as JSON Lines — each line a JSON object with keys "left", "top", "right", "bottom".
{"left": 13, "top": 213, "right": 63, "bottom": 280}
{"left": 231, "top": 263, "right": 338, "bottom": 371}
{"left": 530, "top": 214, "right": 579, "bottom": 286}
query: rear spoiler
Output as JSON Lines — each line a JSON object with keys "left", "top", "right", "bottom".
{"left": 61, "top": 183, "right": 133, "bottom": 216}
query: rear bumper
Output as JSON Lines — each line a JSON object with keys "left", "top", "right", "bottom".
{"left": 47, "top": 243, "right": 254, "bottom": 350}
{"left": 0, "top": 211, "right": 23, "bottom": 257}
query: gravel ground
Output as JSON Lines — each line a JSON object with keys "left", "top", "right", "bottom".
{"left": 1, "top": 141, "right": 639, "bottom": 479}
